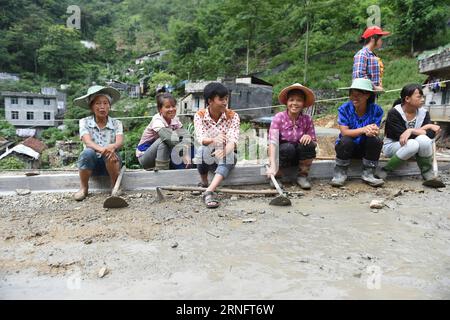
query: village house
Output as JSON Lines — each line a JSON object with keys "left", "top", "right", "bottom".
{"left": 0, "top": 136, "right": 47, "bottom": 169}
{"left": 418, "top": 44, "right": 450, "bottom": 123}
{"left": 106, "top": 79, "right": 141, "bottom": 99}
{"left": 178, "top": 76, "right": 273, "bottom": 120}
{"left": 2, "top": 88, "right": 65, "bottom": 130}
{"left": 135, "top": 50, "right": 170, "bottom": 65}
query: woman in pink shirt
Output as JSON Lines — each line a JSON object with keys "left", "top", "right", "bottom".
{"left": 136, "top": 93, "right": 191, "bottom": 170}
{"left": 267, "top": 83, "right": 317, "bottom": 189}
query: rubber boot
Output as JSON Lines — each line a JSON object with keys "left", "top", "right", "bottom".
{"left": 330, "top": 158, "right": 350, "bottom": 187}
{"left": 361, "top": 158, "right": 385, "bottom": 187}
{"left": 297, "top": 159, "right": 313, "bottom": 190}
{"left": 416, "top": 155, "right": 445, "bottom": 188}
{"left": 154, "top": 159, "right": 170, "bottom": 171}
{"left": 375, "top": 154, "right": 405, "bottom": 180}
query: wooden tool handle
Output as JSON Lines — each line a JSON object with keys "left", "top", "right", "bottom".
{"left": 432, "top": 140, "right": 438, "bottom": 177}
{"left": 160, "top": 186, "right": 279, "bottom": 195}
{"left": 111, "top": 166, "right": 126, "bottom": 196}
{"left": 265, "top": 165, "right": 284, "bottom": 196}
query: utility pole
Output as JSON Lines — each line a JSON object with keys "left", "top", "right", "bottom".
{"left": 304, "top": 0, "right": 309, "bottom": 84}
{"left": 246, "top": 39, "right": 250, "bottom": 75}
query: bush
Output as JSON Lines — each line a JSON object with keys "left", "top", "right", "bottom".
{"left": 0, "top": 156, "right": 26, "bottom": 170}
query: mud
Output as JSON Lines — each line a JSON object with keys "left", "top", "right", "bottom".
{"left": 1, "top": 172, "right": 449, "bottom": 299}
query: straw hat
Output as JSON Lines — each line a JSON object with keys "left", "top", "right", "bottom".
{"left": 73, "top": 85, "right": 120, "bottom": 109}
{"left": 339, "top": 78, "right": 374, "bottom": 92}
{"left": 278, "top": 83, "right": 315, "bottom": 107}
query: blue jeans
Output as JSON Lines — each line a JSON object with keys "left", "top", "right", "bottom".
{"left": 194, "top": 145, "right": 236, "bottom": 179}
{"left": 77, "top": 148, "right": 121, "bottom": 176}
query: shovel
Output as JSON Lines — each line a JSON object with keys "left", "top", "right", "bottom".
{"left": 424, "top": 140, "right": 445, "bottom": 188}
{"left": 103, "top": 166, "right": 129, "bottom": 208}
{"left": 265, "top": 165, "right": 292, "bottom": 206}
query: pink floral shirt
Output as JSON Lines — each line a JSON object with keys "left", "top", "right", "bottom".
{"left": 269, "top": 110, "right": 316, "bottom": 144}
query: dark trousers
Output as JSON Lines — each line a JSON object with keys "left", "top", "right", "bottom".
{"left": 279, "top": 141, "right": 316, "bottom": 168}
{"left": 335, "top": 136, "right": 382, "bottom": 161}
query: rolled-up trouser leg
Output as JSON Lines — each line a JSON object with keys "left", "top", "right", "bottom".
{"left": 77, "top": 148, "right": 97, "bottom": 170}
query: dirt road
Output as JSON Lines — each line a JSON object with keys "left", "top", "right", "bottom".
{"left": 1, "top": 172, "right": 449, "bottom": 299}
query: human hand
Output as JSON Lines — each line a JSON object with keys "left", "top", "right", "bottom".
{"left": 399, "top": 129, "right": 412, "bottom": 146}
{"left": 266, "top": 165, "right": 278, "bottom": 178}
{"left": 214, "top": 134, "right": 226, "bottom": 147}
{"left": 364, "top": 124, "right": 379, "bottom": 137}
{"left": 212, "top": 148, "right": 225, "bottom": 159}
{"left": 299, "top": 134, "right": 312, "bottom": 146}
{"left": 183, "top": 155, "right": 192, "bottom": 169}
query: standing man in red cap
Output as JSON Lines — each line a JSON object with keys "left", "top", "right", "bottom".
{"left": 352, "top": 26, "right": 390, "bottom": 92}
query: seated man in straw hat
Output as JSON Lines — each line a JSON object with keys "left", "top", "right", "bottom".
{"left": 72, "top": 85, "right": 123, "bottom": 201}
{"left": 266, "top": 83, "right": 317, "bottom": 190}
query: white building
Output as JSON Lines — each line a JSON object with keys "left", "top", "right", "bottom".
{"left": 2, "top": 91, "right": 60, "bottom": 128}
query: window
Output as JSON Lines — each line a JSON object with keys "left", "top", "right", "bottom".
{"left": 26, "top": 98, "right": 33, "bottom": 105}
{"left": 11, "top": 97, "right": 18, "bottom": 104}
{"left": 27, "top": 112, "right": 34, "bottom": 120}
{"left": 195, "top": 97, "right": 200, "bottom": 110}
{"left": 44, "top": 99, "right": 51, "bottom": 105}
{"left": 44, "top": 112, "right": 51, "bottom": 120}
{"left": 11, "top": 111, "right": 19, "bottom": 119}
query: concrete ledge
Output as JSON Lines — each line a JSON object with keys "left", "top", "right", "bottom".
{"left": 1, "top": 160, "right": 449, "bottom": 195}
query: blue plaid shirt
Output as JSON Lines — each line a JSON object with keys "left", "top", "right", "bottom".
{"left": 352, "top": 47, "right": 381, "bottom": 87}
{"left": 336, "top": 101, "right": 384, "bottom": 145}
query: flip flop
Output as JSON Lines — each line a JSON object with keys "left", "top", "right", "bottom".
{"left": 203, "top": 191, "right": 220, "bottom": 209}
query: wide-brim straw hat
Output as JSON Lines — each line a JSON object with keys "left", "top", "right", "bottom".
{"left": 278, "top": 83, "right": 315, "bottom": 107}
{"left": 73, "top": 85, "right": 121, "bottom": 109}
{"left": 338, "top": 78, "right": 374, "bottom": 92}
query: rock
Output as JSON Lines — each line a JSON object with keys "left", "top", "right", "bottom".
{"left": 242, "top": 218, "right": 257, "bottom": 223}
{"left": 353, "top": 273, "right": 362, "bottom": 278}
{"left": 218, "top": 213, "right": 225, "bottom": 217}
{"left": 298, "top": 258, "right": 310, "bottom": 263}
{"left": 171, "top": 242, "right": 179, "bottom": 248}
{"left": 175, "top": 196, "right": 183, "bottom": 202}
{"left": 436, "top": 188, "right": 444, "bottom": 193}
{"left": 300, "top": 212, "right": 310, "bottom": 217}
{"left": 393, "top": 190, "right": 403, "bottom": 197}
{"left": 331, "top": 194, "right": 338, "bottom": 198}
{"left": 258, "top": 210, "right": 266, "bottom": 215}
{"left": 191, "top": 191, "right": 202, "bottom": 196}
{"left": 16, "top": 189, "right": 31, "bottom": 196}
{"left": 98, "top": 267, "right": 109, "bottom": 278}
{"left": 135, "top": 193, "right": 143, "bottom": 198}
{"left": 84, "top": 239, "right": 93, "bottom": 245}
{"left": 369, "top": 199, "right": 384, "bottom": 209}
{"left": 371, "top": 209, "right": 379, "bottom": 213}
{"left": 230, "top": 196, "right": 238, "bottom": 201}
{"left": 194, "top": 209, "right": 200, "bottom": 213}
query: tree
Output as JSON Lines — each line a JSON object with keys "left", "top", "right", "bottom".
{"left": 37, "top": 25, "right": 87, "bottom": 80}
{"left": 385, "top": 0, "right": 450, "bottom": 54}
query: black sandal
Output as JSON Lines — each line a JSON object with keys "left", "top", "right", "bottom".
{"left": 203, "top": 191, "right": 220, "bottom": 209}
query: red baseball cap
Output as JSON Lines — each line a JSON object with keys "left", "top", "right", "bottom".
{"left": 361, "top": 26, "right": 390, "bottom": 39}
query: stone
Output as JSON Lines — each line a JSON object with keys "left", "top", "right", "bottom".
{"left": 15, "top": 189, "right": 31, "bottom": 196}
{"left": 369, "top": 199, "right": 384, "bottom": 209}
{"left": 171, "top": 242, "right": 179, "bottom": 248}
{"left": 230, "top": 196, "right": 238, "bottom": 201}
{"left": 98, "top": 267, "right": 109, "bottom": 278}
{"left": 242, "top": 218, "right": 257, "bottom": 223}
